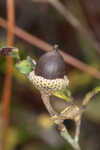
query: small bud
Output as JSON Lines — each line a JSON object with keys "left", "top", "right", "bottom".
{"left": 0, "top": 47, "right": 19, "bottom": 59}
{"left": 0, "top": 47, "right": 12, "bottom": 56}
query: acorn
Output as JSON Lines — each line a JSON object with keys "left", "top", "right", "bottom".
{"left": 29, "top": 45, "right": 69, "bottom": 95}
{"left": 35, "top": 45, "right": 66, "bottom": 79}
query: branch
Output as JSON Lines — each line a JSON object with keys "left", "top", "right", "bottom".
{"left": 58, "top": 123, "right": 81, "bottom": 150}
{"left": 82, "top": 87, "right": 100, "bottom": 107}
{"left": 0, "top": 18, "right": 100, "bottom": 79}
{"left": 1, "top": 0, "right": 15, "bottom": 150}
{"left": 48, "top": 0, "right": 100, "bottom": 55}
{"left": 74, "top": 117, "right": 81, "bottom": 143}
{"left": 40, "top": 91, "right": 81, "bottom": 150}
{"left": 40, "top": 92, "right": 57, "bottom": 116}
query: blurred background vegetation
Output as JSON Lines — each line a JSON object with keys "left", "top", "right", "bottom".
{"left": 1, "top": 0, "right": 100, "bottom": 150}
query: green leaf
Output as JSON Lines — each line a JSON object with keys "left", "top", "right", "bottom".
{"left": 94, "top": 86, "right": 100, "bottom": 93}
{"left": 10, "top": 47, "right": 20, "bottom": 59}
{"left": 15, "top": 59, "right": 35, "bottom": 75}
{"left": 53, "top": 88, "right": 72, "bottom": 102}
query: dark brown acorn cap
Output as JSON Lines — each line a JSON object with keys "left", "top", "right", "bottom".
{"left": 35, "top": 45, "right": 66, "bottom": 79}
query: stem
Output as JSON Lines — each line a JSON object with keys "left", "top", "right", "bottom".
{"left": 40, "top": 92, "right": 57, "bottom": 116}
{"left": 58, "top": 123, "right": 81, "bottom": 150}
{"left": 1, "top": 0, "right": 15, "bottom": 150}
{"left": 74, "top": 117, "right": 81, "bottom": 143}
{"left": 40, "top": 92, "right": 81, "bottom": 150}
{"left": 82, "top": 88, "right": 100, "bottom": 107}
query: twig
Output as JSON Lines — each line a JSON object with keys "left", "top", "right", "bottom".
{"left": 0, "top": 18, "right": 100, "bottom": 79}
{"left": 74, "top": 117, "right": 81, "bottom": 143}
{"left": 48, "top": 0, "right": 100, "bottom": 55}
{"left": 40, "top": 92, "right": 57, "bottom": 116}
{"left": 40, "top": 91, "right": 81, "bottom": 150}
{"left": 82, "top": 87, "right": 100, "bottom": 107}
{"left": 32, "top": 0, "right": 48, "bottom": 2}
{"left": 1, "top": 0, "right": 15, "bottom": 150}
{"left": 58, "top": 123, "right": 81, "bottom": 150}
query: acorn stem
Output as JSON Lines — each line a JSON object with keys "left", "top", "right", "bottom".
{"left": 40, "top": 91, "right": 57, "bottom": 116}
{"left": 53, "top": 44, "right": 59, "bottom": 51}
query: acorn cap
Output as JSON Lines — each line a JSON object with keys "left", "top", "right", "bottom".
{"left": 35, "top": 45, "right": 66, "bottom": 79}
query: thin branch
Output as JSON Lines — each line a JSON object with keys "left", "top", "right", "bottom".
{"left": 40, "top": 92, "right": 57, "bottom": 116}
{"left": 0, "top": 18, "right": 100, "bottom": 79}
{"left": 1, "top": 0, "right": 15, "bottom": 150}
{"left": 82, "top": 87, "right": 100, "bottom": 107}
{"left": 48, "top": 0, "right": 100, "bottom": 55}
{"left": 32, "top": 0, "right": 48, "bottom": 2}
{"left": 74, "top": 117, "right": 81, "bottom": 143}
{"left": 40, "top": 92, "right": 81, "bottom": 150}
{"left": 58, "top": 123, "right": 81, "bottom": 150}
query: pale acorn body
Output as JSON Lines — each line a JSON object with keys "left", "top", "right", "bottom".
{"left": 29, "top": 71, "right": 69, "bottom": 95}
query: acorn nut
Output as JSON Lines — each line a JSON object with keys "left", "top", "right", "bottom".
{"left": 29, "top": 45, "right": 69, "bottom": 95}
{"left": 35, "top": 45, "right": 66, "bottom": 79}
